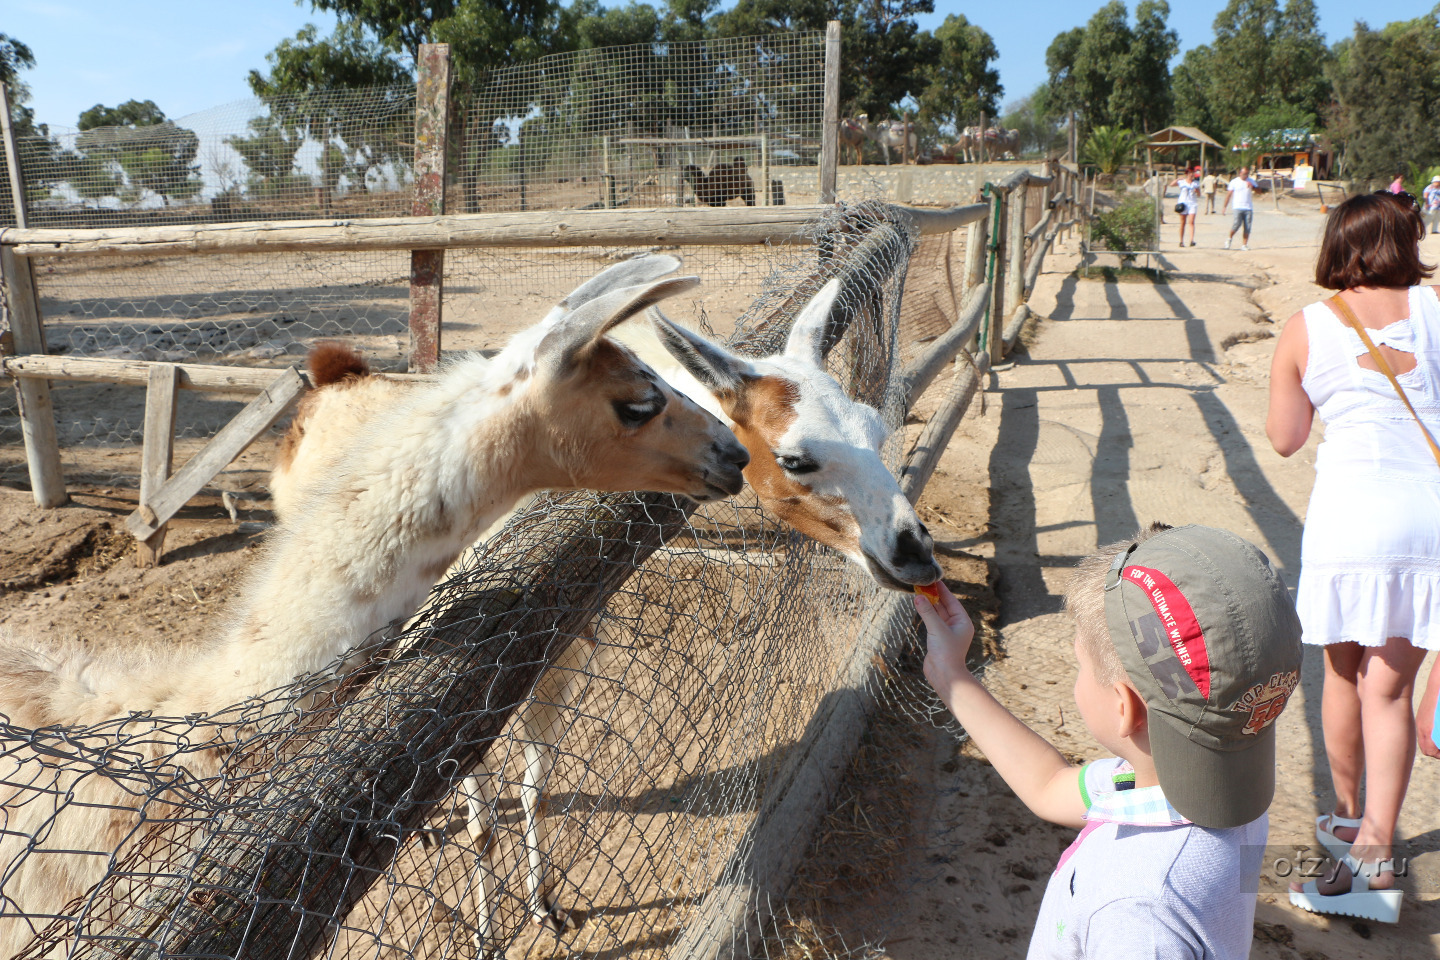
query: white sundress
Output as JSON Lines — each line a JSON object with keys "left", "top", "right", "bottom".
{"left": 1176, "top": 180, "right": 1201, "bottom": 215}
{"left": 1296, "top": 286, "right": 1440, "bottom": 648}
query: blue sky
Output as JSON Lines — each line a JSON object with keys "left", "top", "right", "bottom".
{"left": 5, "top": 0, "right": 1424, "bottom": 130}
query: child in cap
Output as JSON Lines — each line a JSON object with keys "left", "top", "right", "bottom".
{"left": 918, "top": 523, "right": 1303, "bottom": 959}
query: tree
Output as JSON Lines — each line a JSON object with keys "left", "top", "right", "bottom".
{"left": 306, "top": 0, "right": 572, "bottom": 89}
{"left": 78, "top": 99, "right": 167, "bottom": 131}
{"left": 916, "top": 14, "right": 1001, "bottom": 135}
{"left": 1002, "top": 86, "right": 1069, "bottom": 157}
{"left": 1043, "top": 2, "right": 1176, "bottom": 136}
{"left": 0, "top": 33, "right": 38, "bottom": 136}
{"left": 1083, "top": 124, "right": 1144, "bottom": 175}
{"left": 1172, "top": 0, "right": 1329, "bottom": 141}
{"left": 713, "top": 0, "right": 935, "bottom": 118}
{"left": 74, "top": 100, "right": 201, "bottom": 205}
{"left": 246, "top": 22, "right": 413, "bottom": 205}
{"left": 1326, "top": 12, "right": 1440, "bottom": 182}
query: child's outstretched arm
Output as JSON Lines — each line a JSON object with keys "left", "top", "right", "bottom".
{"left": 917, "top": 583, "right": 1087, "bottom": 829}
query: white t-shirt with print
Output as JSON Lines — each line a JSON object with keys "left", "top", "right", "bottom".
{"left": 1026, "top": 758, "right": 1268, "bottom": 960}
{"left": 1228, "top": 177, "right": 1256, "bottom": 211}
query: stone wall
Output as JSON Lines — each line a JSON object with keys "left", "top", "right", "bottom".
{"left": 769, "top": 162, "right": 1044, "bottom": 207}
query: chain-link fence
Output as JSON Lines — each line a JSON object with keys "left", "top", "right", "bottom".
{"left": 0, "top": 201, "right": 988, "bottom": 959}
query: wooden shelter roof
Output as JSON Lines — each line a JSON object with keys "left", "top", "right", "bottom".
{"left": 1145, "top": 126, "right": 1224, "bottom": 150}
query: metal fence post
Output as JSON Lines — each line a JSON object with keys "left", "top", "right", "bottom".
{"left": 409, "top": 43, "right": 451, "bottom": 374}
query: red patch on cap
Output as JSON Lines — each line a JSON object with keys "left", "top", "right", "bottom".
{"left": 1123, "top": 565, "right": 1212, "bottom": 699}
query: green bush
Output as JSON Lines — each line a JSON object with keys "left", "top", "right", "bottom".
{"left": 1091, "top": 196, "right": 1156, "bottom": 262}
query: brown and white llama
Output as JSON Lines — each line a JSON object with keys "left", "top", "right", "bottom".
{"left": 0, "top": 258, "right": 749, "bottom": 956}
{"left": 272, "top": 276, "right": 941, "bottom": 952}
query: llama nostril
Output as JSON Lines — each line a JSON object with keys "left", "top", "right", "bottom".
{"left": 717, "top": 438, "right": 749, "bottom": 469}
{"left": 892, "top": 527, "right": 935, "bottom": 568}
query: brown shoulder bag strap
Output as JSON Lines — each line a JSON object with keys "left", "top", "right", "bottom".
{"left": 1327, "top": 293, "right": 1440, "bottom": 470}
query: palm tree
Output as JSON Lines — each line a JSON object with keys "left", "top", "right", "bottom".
{"left": 1083, "top": 125, "right": 1144, "bottom": 180}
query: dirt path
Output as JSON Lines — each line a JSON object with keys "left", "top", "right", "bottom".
{"left": 887, "top": 202, "right": 1440, "bottom": 959}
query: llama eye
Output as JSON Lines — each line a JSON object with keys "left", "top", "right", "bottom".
{"left": 613, "top": 398, "right": 663, "bottom": 428}
{"left": 775, "top": 454, "right": 819, "bottom": 474}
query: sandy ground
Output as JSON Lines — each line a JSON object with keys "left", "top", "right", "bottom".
{"left": 877, "top": 200, "right": 1440, "bottom": 959}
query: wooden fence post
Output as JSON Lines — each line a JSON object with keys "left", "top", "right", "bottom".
{"left": 987, "top": 189, "right": 1006, "bottom": 365}
{"left": 409, "top": 43, "right": 451, "bottom": 374}
{"left": 1006, "top": 182, "right": 1027, "bottom": 316}
{"left": 819, "top": 21, "right": 840, "bottom": 204}
{"left": 1, "top": 82, "right": 66, "bottom": 508}
{"left": 136, "top": 364, "right": 178, "bottom": 567}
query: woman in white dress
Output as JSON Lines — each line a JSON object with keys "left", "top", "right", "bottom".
{"left": 1172, "top": 168, "right": 1202, "bottom": 247}
{"left": 1267, "top": 191, "right": 1439, "bottom": 923}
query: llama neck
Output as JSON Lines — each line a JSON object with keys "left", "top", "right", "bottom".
{"left": 172, "top": 360, "right": 541, "bottom": 710}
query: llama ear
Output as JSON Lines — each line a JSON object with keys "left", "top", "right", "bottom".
{"left": 783, "top": 277, "right": 843, "bottom": 367}
{"left": 538, "top": 276, "right": 701, "bottom": 370}
{"left": 538, "top": 255, "right": 683, "bottom": 327}
{"left": 648, "top": 307, "right": 753, "bottom": 395}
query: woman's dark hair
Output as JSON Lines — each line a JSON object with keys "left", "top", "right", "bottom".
{"left": 1315, "top": 193, "right": 1434, "bottom": 290}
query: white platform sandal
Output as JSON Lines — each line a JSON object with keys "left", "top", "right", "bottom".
{"left": 1289, "top": 855, "right": 1403, "bottom": 924}
{"left": 1315, "top": 812, "right": 1362, "bottom": 860}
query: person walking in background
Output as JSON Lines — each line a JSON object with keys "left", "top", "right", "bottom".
{"left": 1424, "top": 175, "right": 1440, "bottom": 234}
{"left": 1202, "top": 168, "right": 1219, "bottom": 214}
{"left": 1266, "top": 192, "right": 1440, "bottom": 924}
{"left": 1390, "top": 172, "right": 1406, "bottom": 194}
{"left": 1223, "top": 167, "right": 1258, "bottom": 250}
{"left": 1174, "top": 168, "right": 1201, "bottom": 246}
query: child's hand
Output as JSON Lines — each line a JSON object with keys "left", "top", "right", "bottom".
{"left": 914, "top": 581, "right": 976, "bottom": 690}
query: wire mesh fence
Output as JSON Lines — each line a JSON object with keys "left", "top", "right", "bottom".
{"left": 0, "top": 201, "right": 987, "bottom": 959}
{"left": 0, "top": 32, "right": 823, "bottom": 232}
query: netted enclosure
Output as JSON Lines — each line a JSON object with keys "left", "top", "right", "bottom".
{"left": 0, "top": 31, "right": 823, "bottom": 232}
{"left": 1, "top": 240, "right": 810, "bottom": 483}
{"left": 0, "top": 200, "right": 999, "bottom": 959}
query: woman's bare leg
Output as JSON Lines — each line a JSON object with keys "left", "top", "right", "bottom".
{"left": 1322, "top": 642, "right": 1365, "bottom": 825}
{"left": 1349, "top": 636, "right": 1429, "bottom": 886}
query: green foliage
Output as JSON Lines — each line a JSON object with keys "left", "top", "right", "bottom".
{"left": 1083, "top": 124, "right": 1144, "bottom": 175}
{"left": 915, "top": 14, "right": 1001, "bottom": 132}
{"left": 1172, "top": 0, "right": 1329, "bottom": 142}
{"left": 78, "top": 99, "right": 166, "bottom": 131}
{"left": 1407, "top": 162, "right": 1440, "bottom": 195}
{"left": 308, "top": 0, "right": 583, "bottom": 89}
{"left": 246, "top": 22, "right": 413, "bottom": 201}
{"left": 713, "top": 0, "right": 935, "bottom": 118}
{"left": 1091, "top": 195, "right": 1157, "bottom": 261}
{"left": 226, "top": 115, "right": 303, "bottom": 186}
{"left": 72, "top": 103, "right": 201, "bottom": 205}
{"left": 0, "top": 33, "right": 37, "bottom": 137}
{"left": 1001, "top": 87, "right": 1068, "bottom": 157}
{"left": 1326, "top": 12, "right": 1440, "bottom": 182}
{"left": 1044, "top": 1, "right": 1177, "bottom": 136}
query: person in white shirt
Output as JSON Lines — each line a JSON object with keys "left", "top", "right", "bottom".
{"left": 1173, "top": 169, "right": 1202, "bottom": 246}
{"left": 1223, "top": 167, "right": 1258, "bottom": 250}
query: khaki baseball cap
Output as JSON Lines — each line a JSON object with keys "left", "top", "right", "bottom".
{"left": 1103, "top": 525, "right": 1303, "bottom": 829}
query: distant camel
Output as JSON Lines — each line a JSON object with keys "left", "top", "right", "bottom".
{"left": 872, "top": 119, "right": 917, "bottom": 165}
{"left": 839, "top": 115, "right": 871, "bottom": 165}
{"left": 681, "top": 156, "right": 756, "bottom": 206}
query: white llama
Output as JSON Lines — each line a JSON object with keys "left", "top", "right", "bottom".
{"left": 0, "top": 258, "right": 749, "bottom": 956}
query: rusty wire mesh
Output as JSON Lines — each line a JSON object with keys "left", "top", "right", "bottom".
{"left": 0, "top": 201, "right": 979, "bottom": 959}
